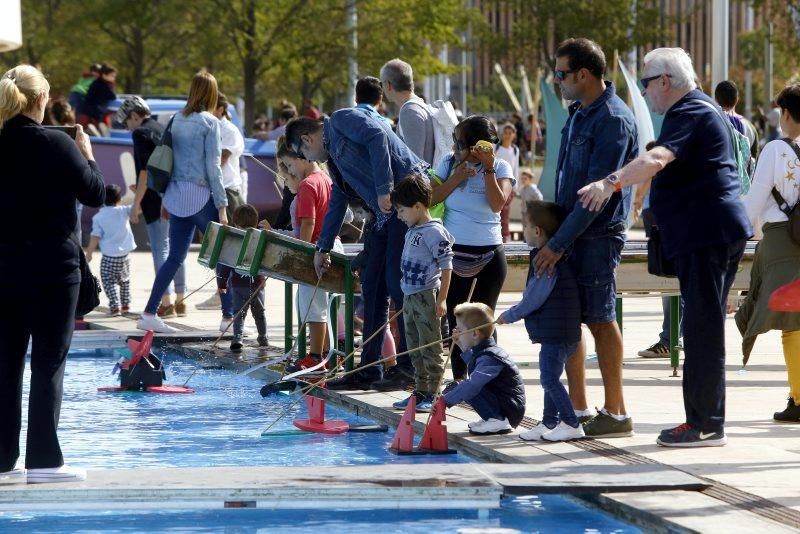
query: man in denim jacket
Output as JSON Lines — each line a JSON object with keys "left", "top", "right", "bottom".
{"left": 533, "top": 38, "right": 638, "bottom": 438}
{"left": 286, "top": 110, "right": 429, "bottom": 391}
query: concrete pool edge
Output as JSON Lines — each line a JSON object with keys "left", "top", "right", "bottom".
{"left": 58, "top": 332, "right": 795, "bottom": 532}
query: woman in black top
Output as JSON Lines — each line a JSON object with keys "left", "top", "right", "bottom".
{"left": 0, "top": 65, "right": 105, "bottom": 484}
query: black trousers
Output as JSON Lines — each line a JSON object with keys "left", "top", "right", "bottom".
{"left": 0, "top": 281, "right": 78, "bottom": 470}
{"left": 446, "top": 244, "right": 507, "bottom": 379}
{"left": 673, "top": 239, "right": 746, "bottom": 433}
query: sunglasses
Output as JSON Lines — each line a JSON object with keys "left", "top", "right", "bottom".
{"left": 554, "top": 68, "right": 579, "bottom": 81}
{"left": 640, "top": 73, "right": 672, "bottom": 90}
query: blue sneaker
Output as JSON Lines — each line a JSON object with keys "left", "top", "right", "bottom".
{"left": 393, "top": 391, "right": 425, "bottom": 410}
{"left": 416, "top": 396, "right": 433, "bottom": 413}
{"left": 656, "top": 423, "right": 727, "bottom": 447}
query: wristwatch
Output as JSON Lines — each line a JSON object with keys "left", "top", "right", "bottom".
{"left": 605, "top": 173, "right": 622, "bottom": 192}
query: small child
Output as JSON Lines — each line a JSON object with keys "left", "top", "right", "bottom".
{"left": 86, "top": 184, "right": 135, "bottom": 316}
{"left": 496, "top": 200, "right": 583, "bottom": 442}
{"left": 444, "top": 303, "right": 526, "bottom": 434}
{"left": 517, "top": 168, "right": 543, "bottom": 224}
{"left": 391, "top": 174, "right": 454, "bottom": 412}
{"left": 216, "top": 204, "right": 268, "bottom": 352}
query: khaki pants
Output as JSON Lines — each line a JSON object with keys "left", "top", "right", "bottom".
{"left": 225, "top": 188, "right": 244, "bottom": 221}
{"left": 403, "top": 289, "right": 445, "bottom": 395}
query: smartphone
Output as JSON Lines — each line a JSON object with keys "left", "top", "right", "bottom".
{"left": 44, "top": 125, "right": 78, "bottom": 139}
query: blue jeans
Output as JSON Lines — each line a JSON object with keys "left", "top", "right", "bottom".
{"left": 659, "top": 296, "right": 684, "bottom": 346}
{"left": 673, "top": 240, "right": 746, "bottom": 433}
{"left": 145, "top": 198, "right": 218, "bottom": 314}
{"left": 467, "top": 388, "right": 505, "bottom": 421}
{"left": 359, "top": 213, "right": 410, "bottom": 380}
{"left": 218, "top": 266, "right": 234, "bottom": 318}
{"left": 146, "top": 218, "right": 187, "bottom": 298}
{"left": 540, "top": 342, "right": 579, "bottom": 428}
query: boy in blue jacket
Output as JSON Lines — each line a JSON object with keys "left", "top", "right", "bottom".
{"left": 496, "top": 201, "right": 584, "bottom": 442}
{"left": 444, "top": 303, "right": 526, "bottom": 435}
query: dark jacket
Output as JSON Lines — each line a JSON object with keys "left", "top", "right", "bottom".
{"left": 131, "top": 117, "right": 165, "bottom": 224}
{"left": 0, "top": 114, "right": 105, "bottom": 283}
{"left": 444, "top": 338, "right": 526, "bottom": 427}
{"left": 83, "top": 78, "right": 116, "bottom": 122}
{"left": 550, "top": 82, "right": 638, "bottom": 254}
{"left": 523, "top": 250, "right": 582, "bottom": 345}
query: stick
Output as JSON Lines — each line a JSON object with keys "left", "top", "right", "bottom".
{"left": 424, "top": 279, "right": 478, "bottom": 429}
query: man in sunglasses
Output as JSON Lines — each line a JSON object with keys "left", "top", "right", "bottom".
{"left": 285, "top": 111, "right": 429, "bottom": 392}
{"left": 533, "top": 37, "right": 638, "bottom": 439}
{"left": 577, "top": 47, "right": 751, "bottom": 448}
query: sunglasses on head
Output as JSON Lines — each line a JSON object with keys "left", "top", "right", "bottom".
{"left": 640, "top": 73, "right": 672, "bottom": 90}
{"left": 555, "top": 68, "right": 579, "bottom": 81}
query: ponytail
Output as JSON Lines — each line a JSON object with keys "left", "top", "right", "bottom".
{"left": 0, "top": 65, "right": 50, "bottom": 127}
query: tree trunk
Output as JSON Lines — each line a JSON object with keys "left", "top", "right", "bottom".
{"left": 243, "top": 57, "right": 258, "bottom": 135}
{"left": 131, "top": 28, "right": 144, "bottom": 94}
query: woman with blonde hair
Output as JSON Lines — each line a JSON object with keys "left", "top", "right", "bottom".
{"left": 137, "top": 71, "right": 228, "bottom": 333}
{"left": 0, "top": 65, "right": 105, "bottom": 484}
{"left": 737, "top": 84, "right": 800, "bottom": 423}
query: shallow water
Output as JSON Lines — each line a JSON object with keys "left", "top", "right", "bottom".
{"left": 18, "top": 348, "right": 470, "bottom": 468}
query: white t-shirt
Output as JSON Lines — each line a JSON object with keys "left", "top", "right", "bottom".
{"left": 435, "top": 154, "right": 516, "bottom": 246}
{"left": 219, "top": 117, "right": 244, "bottom": 191}
{"left": 744, "top": 139, "right": 800, "bottom": 225}
{"left": 91, "top": 205, "right": 136, "bottom": 257}
{"left": 744, "top": 139, "right": 800, "bottom": 226}
{"left": 495, "top": 144, "right": 519, "bottom": 181}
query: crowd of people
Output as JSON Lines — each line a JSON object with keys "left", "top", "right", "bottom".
{"left": 1, "top": 36, "right": 799, "bottom": 484}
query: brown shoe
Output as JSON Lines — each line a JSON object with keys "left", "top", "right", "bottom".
{"left": 157, "top": 304, "right": 176, "bottom": 318}
{"left": 174, "top": 302, "right": 187, "bottom": 317}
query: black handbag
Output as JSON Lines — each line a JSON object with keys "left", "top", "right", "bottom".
{"left": 647, "top": 225, "right": 677, "bottom": 278}
{"left": 71, "top": 234, "right": 102, "bottom": 317}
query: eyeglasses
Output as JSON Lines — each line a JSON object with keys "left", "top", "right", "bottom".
{"left": 554, "top": 68, "right": 579, "bottom": 81}
{"left": 640, "top": 73, "right": 672, "bottom": 90}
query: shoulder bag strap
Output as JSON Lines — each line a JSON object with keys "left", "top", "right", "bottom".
{"left": 161, "top": 115, "right": 176, "bottom": 148}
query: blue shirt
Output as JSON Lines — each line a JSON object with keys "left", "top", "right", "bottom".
{"left": 317, "top": 108, "right": 429, "bottom": 251}
{"left": 435, "top": 154, "right": 516, "bottom": 246}
{"left": 549, "top": 82, "right": 639, "bottom": 254}
{"left": 169, "top": 111, "right": 227, "bottom": 210}
{"left": 500, "top": 269, "right": 557, "bottom": 324}
{"left": 651, "top": 90, "right": 752, "bottom": 258}
{"left": 400, "top": 220, "right": 453, "bottom": 295}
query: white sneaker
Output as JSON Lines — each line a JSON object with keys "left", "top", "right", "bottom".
{"left": 467, "top": 418, "right": 487, "bottom": 429}
{"left": 137, "top": 314, "right": 178, "bottom": 333}
{"left": 0, "top": 464, "right": 26, "bottom": 485}
{"left": 519, "top": 422, "right": 554, "bottom": 441}
{"left": 220, "top": 318, "right": 233, "bottom": 333}
{"left": 469, "top": 418, "right": 513, "bottom": 435}
{"left": 542, "top": 421, "right": 585, "bottom": 442}
{"left": 27, "top": 465, "right": 87, "bottom": 484}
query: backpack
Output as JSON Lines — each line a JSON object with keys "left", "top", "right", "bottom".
{"left": 427, "top": 100, "right": 459, "bottom": 169}
{"left": 694, "top": 100, "right": 753, "bottom": 195}
{"left": 772, "top": 139, "right": 800, "bottom": 245}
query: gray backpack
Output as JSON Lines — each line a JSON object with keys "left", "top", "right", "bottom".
{"left": 146, "top": 115, "right": 175, "bottom": 193}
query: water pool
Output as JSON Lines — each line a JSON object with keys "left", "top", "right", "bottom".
{"left": 18, "top": 348, "right": 470, "bottom": 469}
{"left": 0, "top": 495, "right": 640, "bottom": 533}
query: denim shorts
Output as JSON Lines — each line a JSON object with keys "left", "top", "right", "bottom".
{"left": 568, "top": 234, "right": 624, "bottom": 325}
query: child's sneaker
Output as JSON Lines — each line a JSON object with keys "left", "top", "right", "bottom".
{"left": 542, "top": 421, "right": 585, "bottom": 442}
{"left": 286, "top": 355, "right": 327, "bottom": 374}
{"left": 27, "top": 465, "right": 87, "bottom": 484}
{"left": 257, "top": 335, "right": 269, "bottom": 347}
{"left": 467, "top": 418, "right": 486, "bottom": 429}
{"left": 416, "top": 395, "right": 433, "bottom": 413}
{"left": 219, "top": 317, "right": 233, "bottom": 333}
{"left": 137, "top": 314, "right": 177, "bottom": 333}
{"left": 392, "top": 391, "right": 425, "bottom": 410}
{"left": 469, "top": 418, "right": 513, "bottom": 435}
{"left": 230, "top": 338, "right": 243, "bottom": 353}
{"left": 519, "top": 422, "right": 554, "bottom": 441}
{"left": 108, "top": 308, "right": 121, "bottom": 317}
{"left": 121, "top": 305, "right": 130, "bottom": 314}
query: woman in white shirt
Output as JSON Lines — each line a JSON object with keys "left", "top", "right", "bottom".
{"left": 736, "top": 84, "right": 800, "bottom": 423}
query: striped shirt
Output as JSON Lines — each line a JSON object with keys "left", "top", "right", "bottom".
{"left": 163, "top": 180, "right": 211, "bottom": 217}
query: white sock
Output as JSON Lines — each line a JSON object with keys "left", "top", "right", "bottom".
{"left": 599, "top": 408, "right": 628, "bottom": 421}
{"left": 574, "top": 408, "right": 595, "bottom": 417}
